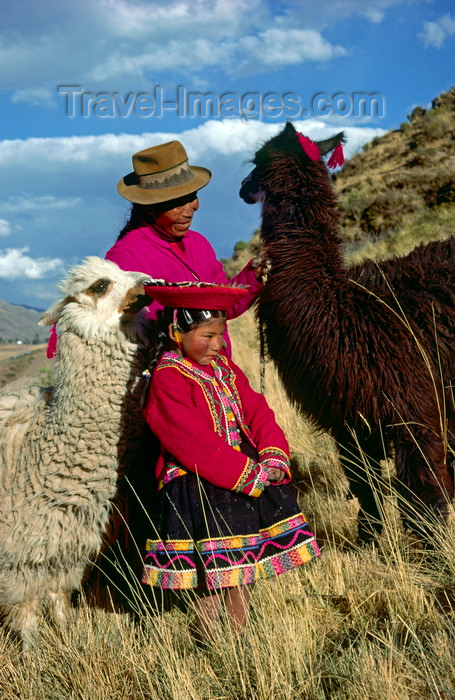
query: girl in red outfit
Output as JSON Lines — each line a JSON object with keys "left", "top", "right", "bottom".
{"left": 141, "top": 282, "right": 319, "bottom": 641}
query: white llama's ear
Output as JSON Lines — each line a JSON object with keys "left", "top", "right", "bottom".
{"left": 38, "top": 296, "right": 73, "bottom": 326}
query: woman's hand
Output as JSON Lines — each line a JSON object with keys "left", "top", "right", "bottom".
{"left": 251, "top": 250, "right": 271, "bottom": 283}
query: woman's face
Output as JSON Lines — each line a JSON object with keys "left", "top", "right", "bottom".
{"left": 150, "top": 192, "right": 199, "bottom": 238}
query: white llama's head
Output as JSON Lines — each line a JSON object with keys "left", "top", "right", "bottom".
{"left": 39, "top": 257, "right": 158, "bottom": 339}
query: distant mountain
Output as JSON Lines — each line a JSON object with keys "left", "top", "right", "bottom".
{"left": 10, "top": 302, "right": 45, "bottom": 313}
{"left": 0, "top": 299, "right": 48, "bottom": 345}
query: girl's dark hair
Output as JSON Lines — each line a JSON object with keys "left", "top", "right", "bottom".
{"left": 146, "top": 307, "right": 227, "bottom": 374}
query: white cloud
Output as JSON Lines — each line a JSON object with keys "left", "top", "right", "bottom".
{"left": 1, "top": 196, "right": 81, "bottom": 213}
{"left": 0, "top": 119, "right": 384, "bottom": 168}
{"left": 0, "top": 127, "right": 258, "bottom": 172}
{"left": 0, "top": 0, "right": 422, "bottom": 100}
{"left": 419, "top": 14, "right": 455, "bottom": 48}
{"left": 0, "top": 220, "right": 11, "bottom": 237}
{"left": 11, "top": 87, "right": 55, "bottom": 106}
{"left": 0, "top": 0, "right": 355, "bottom": 97}
{"left": 0, "top": 248, "right": 63, "bottom": 280}
{"left": 101, "top": 0, "right": 259, "bottom": 39}
{"left": 0, "top": 120, "right": 386, "bottom": 306}
{"left": 274, "top": 0, "right": 415, "bottom": 29}
{"left": 90, "top": 26, "right": 346, "bottom": 82}
{"left": 236, "top": 29, "right": 346, "bottom": 72}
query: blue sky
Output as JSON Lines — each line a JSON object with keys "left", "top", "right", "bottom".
{"left": 0, "top": 0, "right": 454, "bottom": 309}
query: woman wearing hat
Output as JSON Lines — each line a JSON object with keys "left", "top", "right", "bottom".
{"left": 106, "top": 140, "right": 262, "bottom": 354}
{"left": 104, "top": 142, "right": 264, "bottom": 581}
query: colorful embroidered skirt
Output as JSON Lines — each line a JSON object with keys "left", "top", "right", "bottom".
{"left": 141, "top": 473, "right": 320, "bottom": 590}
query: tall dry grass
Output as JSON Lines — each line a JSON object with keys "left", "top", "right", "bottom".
{"left": 2, "top": 311, "right": 455, "bottom": 699}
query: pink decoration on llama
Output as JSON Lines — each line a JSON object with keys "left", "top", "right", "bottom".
{"left": 46, "top": 323, "right": 58, "bottom": 359}
{"left": 296, "top": 133, "right": 321, "bottom": 161}
{"left": 327, "top": 142, "right": 345, "bottom": 169}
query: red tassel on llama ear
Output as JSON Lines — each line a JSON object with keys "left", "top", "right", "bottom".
{"left": 46, "top": 323, "right": 58, "bottom": 359}
{"left": 327, "top": 142, "right": 345, "bottom": 169}
{"left": 296, "top": 133, "right": 321, "bottom": 161}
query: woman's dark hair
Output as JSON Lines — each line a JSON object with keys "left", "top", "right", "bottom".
{"left": 117, "top": 203, "right": 151, "bottom": 240}
{"left": 145, "top": 307, "right": 227, "bottom": 374}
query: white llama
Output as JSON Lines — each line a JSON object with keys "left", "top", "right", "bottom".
{"left": 0, "top": 257, "right": 155, "bottom": 649}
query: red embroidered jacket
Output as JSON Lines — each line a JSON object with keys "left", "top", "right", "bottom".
{"left": 143, "top": 352, "right": 291, "bottom": 498}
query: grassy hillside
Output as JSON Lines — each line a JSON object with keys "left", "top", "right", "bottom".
{"left": 336, "top": 85, "right": 455, "bottom": 263}
{"left": 0, "top": 344, "right": 51, "bottom": 390}
{"left": 3, "top": 315, "right": 455, "bottom": 699}
{"left": 224, "top": 85, "right": 455, "bottom": 273}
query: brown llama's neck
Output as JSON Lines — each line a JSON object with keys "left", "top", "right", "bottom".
{"left": 261, "top": 158, "right": 346, "bottom": 280}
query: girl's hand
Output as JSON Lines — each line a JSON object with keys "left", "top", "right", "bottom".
{"left": 266, "top": 467, "right": 285, "bottom": 483}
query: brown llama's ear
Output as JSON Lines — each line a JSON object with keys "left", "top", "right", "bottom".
{"left": 315, "top": 132, "right": 345, "bottom": 156}
{"left": 284, "top": 122, "right": 297, "bottom": 135}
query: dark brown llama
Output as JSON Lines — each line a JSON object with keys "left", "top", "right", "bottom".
{"left": 239, "top": 122, "right": 455, "bottom": 543}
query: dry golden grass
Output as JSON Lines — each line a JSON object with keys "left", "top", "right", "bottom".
{"left": 2, "top": 312, "right": 455, "bottom": 699}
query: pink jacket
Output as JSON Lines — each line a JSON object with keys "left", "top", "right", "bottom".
{"left": 106, "top": 225, "right": 261, "bottom": 352}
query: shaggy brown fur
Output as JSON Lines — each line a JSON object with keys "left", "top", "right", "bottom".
{"left": 240, "top": 122, "right": 455, "bottom": 542}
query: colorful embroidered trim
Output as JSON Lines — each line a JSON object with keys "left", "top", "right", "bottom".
{"left": 141, "top": 512, "right": 320, "bottom": 590}
{"left": 259, "top": 446, "right": 289, "bottom": 460}
{"left": 258, "top": 446, "right": 291, "bottom": 479}
{"left": 158, "top": 465, "right": 188, "bottom": 491}
{"left": 233, "top": 458, "right": 269, "bottom": 497}
{"left": 259, "top": 447, "right": 290, "bottom": 475}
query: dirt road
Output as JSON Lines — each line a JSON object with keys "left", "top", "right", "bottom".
{"left": 0, "top": 344, "right": 51, "bottom": 391}
{"left": 0, "top": 344, "right": 45, "bottom": 362}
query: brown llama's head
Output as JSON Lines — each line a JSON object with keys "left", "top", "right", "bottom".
{"left": 239, "top": 122, "right": 345, "bottom": 240}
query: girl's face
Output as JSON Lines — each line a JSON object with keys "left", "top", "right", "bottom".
{"left": 171, "top": 317, "right": 226, "bottom": 365}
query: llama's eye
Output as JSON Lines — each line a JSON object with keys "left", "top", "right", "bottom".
{"left": 89, "top": 278, "right": 110, "bottom": 295}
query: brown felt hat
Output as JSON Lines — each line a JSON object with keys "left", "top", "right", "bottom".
{"left": 117, "top": 140, "right": 212, "bottom": 205}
